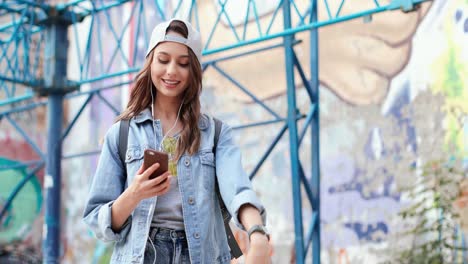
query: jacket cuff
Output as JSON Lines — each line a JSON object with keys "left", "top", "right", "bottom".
{"left": 229, "top": 189, "right": 266, "bottom": 230}
{"left": 97, "top": 202, "right": 132, "bottom": 242}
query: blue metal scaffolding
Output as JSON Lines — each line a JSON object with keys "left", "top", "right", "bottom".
{"left": 0, "top": 0, "right": 432, "bottom": 263}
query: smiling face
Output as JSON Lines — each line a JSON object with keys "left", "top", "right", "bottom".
{"left": 150, "top": 31, "right": 190, "bottom": 101}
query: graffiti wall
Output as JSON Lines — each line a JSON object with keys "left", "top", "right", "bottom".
{"left": 1, "top": 0, "right": 467, "bottom": 263}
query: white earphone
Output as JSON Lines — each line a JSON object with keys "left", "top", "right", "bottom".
{"left": 149, "top": 82, "right": 184, "bottom": 152}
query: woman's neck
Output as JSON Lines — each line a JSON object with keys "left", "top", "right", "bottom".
{"left": 153, "top": 96, "right": 184, "bottom": 136}
{"left": 153, "top": 96, "right": 182, "bottom": 120}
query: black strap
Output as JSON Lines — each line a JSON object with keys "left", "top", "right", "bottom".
{"left": 118, "top": 119, "right": 130, "bottom": 171}
{"left": 213, "top": 118, "right": 243, "bottom": 259}
{"left": 118, "top": 117, "right": 242, "bottom": 259}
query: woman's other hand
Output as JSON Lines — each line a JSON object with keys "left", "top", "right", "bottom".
{"left": 245, "top": 233, "right": 272, "bottom": 264}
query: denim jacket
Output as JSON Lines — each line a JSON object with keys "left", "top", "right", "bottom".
{"left": 83, "top": 109, "right": 266, "bottom": 264}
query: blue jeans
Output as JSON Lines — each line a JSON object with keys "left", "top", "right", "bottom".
{"left": 144, "top": 227, "right": 191, "bottom": 264}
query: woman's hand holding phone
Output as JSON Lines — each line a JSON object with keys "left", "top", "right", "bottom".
{"left": 128, "top": 163, "right": 172, "bottom": 202}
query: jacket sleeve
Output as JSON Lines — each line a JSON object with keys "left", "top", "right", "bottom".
{"left": 82, "top": 122, "right": 132, "bottom": 242}
{"left": 215, "top": 122, "right": 267, "bottom": 230}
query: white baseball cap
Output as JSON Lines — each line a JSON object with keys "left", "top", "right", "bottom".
{"left": 145, "top": 18, "right": 202, "bottom": 65}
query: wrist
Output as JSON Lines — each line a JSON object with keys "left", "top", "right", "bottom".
{"left": 247, "top": 224, "right": 270, "bottom": 242}
{"left": 250, "top": 232, "right": 269, "bottom": 244}
{"left": 123, "top": 186, "right": 141, "bottom": 206}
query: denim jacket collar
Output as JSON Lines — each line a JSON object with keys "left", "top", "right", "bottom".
{"left": 133, "top": 108, "right": 209, "bottom": 130}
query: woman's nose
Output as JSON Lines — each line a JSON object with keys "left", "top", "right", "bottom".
{"left": 166, "top": 61, "right": 177, "bottom": 76}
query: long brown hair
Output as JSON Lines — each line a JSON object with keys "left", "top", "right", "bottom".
{"left": 117, "top": 20, "right": 203, "bottom": 160}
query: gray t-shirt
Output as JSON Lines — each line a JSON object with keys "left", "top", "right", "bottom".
{"left": 152, "top": 137, "right": 184, "bottom": 230}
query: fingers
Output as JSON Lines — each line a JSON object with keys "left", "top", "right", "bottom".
{"left": 137, "top": 164, "right": 145, "bottom": 174}
{"left": 142, "top": 163, "right": 160, "bottom": 179}
{"left": 150, "top": 175, "right": 172, "bottom": 196}
{"left": 149, "top": 171, "right": 170, "bottom": 186}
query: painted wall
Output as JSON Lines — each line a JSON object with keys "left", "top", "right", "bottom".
{"left": 0, "top": 0, "right": 466, "bottom": 263}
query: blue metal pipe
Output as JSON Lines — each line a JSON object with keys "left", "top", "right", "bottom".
{"left": 0, "top": 85, "right": 125, "bottom": 121}
{"left": 56, "top": 0, "right": 88, "bottom": 11}
{"left": 15, "top": 0, "right": 48, "bottom": 10}
{"left": 249, "top": 124, "right": 288, "bottom": 180}
{"left": 5, "top": 115, "right": 46, "bottom": 160}
{"left": 203, "top": 1, "right": 227, "bottom": 50}
{"left": 293, "top": 51, "right": 313, "bottom": 99}
{"left": 154, "top": 0, "right": 166, "bottom": 21}
{"left": 132, "top": 1, "right": 144, "bottom": 66}
{"left": 191, "top": 0, "right": 201, "bottom": 33}
{"left": 0, "top": 159, "right": 42, "bottom": 170}
{"left": 0, "top": 73, "right": 34, "bottom": 87}
{"left": 0, "top": 10, "right": 27, "bottom": 78}
{"left": 71, "top": 14, "right": 83, "bottom": 73}
{"left": 0, "top": 101, "right": 46, "bottom": 117}
{"left": 299, "top": 105, "right": 316, "bottom": 145}
{"left": 102, "top": 2, "right": 135, "bottom": 73}
{"left": 335, "top": 0, "right": 346, "bottom": 17}
{"left": 78, "top": 67, "right": 140, "bottom": 85}
{"left": 299, "top": 163, "right": 314, "bottom": 208}
{"left": 309, "top": 0, "right": 321, "bottom": 262}
{"left": 0, "top": 160, "right": 44, "bottom": 171}
{"left": 62, "top": 150, "right": 101, "bottom": 160}
{"left": 173, "top": 0, "right": 184, "bottom": 17}
{"left": 283, "top": 1, "right": 305, "bottom": 263}
{"left": 96, "top": 91, "right": 120, "bottom": 115}
{"left": 242, "top": 0, "right": 252, "bottom": 41}
{"left": 202, "top": 0, "right": 431, "bottom": 56}
{"left": 0, "top": 18, "right": 28, "bottom": 32}
{"left": 233, "top": 113, "right": 305, "bottom": 130}
{"left": 82, "top": 15, "right": 94, "bottom": 80}
{"left": 251, "top": 1, "right": 263, "bottom": 37}
{"left": 67, "top": 80, "right": 133, "bottom": 99}
{"left": 0, "top": 4, "right": 28, "bottom": 17}
{"left": 233, "top": 118, "right": 285, "bottom": 130}
{"left": 298, "top": 161, "right": 317, "bottom": 259}
{"left": 217, "top": 0, "right": 240, "bottom": 42}
{"left": 0, "top": 79, "right": 130, "bottom": 118}
{"left": 43, "top": 94, "right": 64, "bottom": 263}
{"left": 265, "top": 0, "right": 283, "bottom": 35}
{"left": 204, "top": 39, "right": 301, "bottom": 65}
{"left": 61, "top": 94, "right": 93, "bottom": 141}
{"left": 305, "top": 212, "right": 318, "bottom": 258}
{"left": 0, "top": 93, "right": 33, "bottom": 106}
{"left": 42, "top": 20, "right": 69, "bottom": 263}
{"left": 211, "top": 64, "right": 281, "bottom": 119}
{"left": 291, "top": 0, "right": 304, "bottom": 23}
{"left": 80, "top": 0, "right": 133, "bottom": 15}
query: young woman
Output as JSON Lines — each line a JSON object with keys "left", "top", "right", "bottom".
{"left": 83, "top": 18, "right": 270, "bottom": 264}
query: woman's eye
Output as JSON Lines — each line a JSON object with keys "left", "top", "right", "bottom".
{"left": 158, "top": 59, "right": 169, "bottom": 64}
{"left": 179, "top": 63, "right": 189, "bottom": 67}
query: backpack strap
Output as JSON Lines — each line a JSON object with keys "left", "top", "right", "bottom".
{"left": 213, "top": 117, "right": 243, "bottom": 259}
{"left": 118, "top": 119, "right": 130, "bottom": 176}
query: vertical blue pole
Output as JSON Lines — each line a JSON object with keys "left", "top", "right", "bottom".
{"left": 283, "top": 1, "right": 305, "bottom": 263}
{"left": 309, "top": 0, "right": 320, "bottom": 263}
{"left": 43, "top": 94, "right": 63, "bottom": 264}
{"left": 42, "top": 21, "right": 68, "bottom": 264}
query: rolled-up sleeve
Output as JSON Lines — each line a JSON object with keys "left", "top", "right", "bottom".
{"left": 215, "top": 122, "right": 267, "bottom": 230}
{"left": 82, "top": 122, "right": 131, "bottom": 242}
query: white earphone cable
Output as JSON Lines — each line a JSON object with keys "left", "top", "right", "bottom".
{"left": 150, "top": 83, "right": 184, "bottom": 152}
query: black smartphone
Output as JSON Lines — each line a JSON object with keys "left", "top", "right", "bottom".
{"left": 143, "top": 149, "right": 169, "bottom": 179}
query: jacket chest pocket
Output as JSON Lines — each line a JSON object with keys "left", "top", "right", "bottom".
{"left": 125, "top": 146, "right": 144, "bottom": 182}
{"left": 200, "top": 151, "right": 216, "bottom": 191}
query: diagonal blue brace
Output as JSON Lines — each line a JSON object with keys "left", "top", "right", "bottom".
{"left": 388, "top": 0, "right": 416, "bottom": 12}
